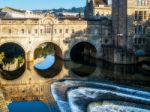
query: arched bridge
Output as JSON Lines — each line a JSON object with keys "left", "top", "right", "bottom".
{"left": 0, "top": 16, "right": 106, "bottom": 62}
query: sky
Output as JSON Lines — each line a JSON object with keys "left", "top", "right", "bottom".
{"left": 0, "top": 0, "right": 86, "bottom": 10}
{"left": 0, "top": 0, "right": 111, "bottom": 10}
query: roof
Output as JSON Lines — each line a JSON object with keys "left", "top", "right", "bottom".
{"left": 94, "top": 0, "right": 108, "bottom": 6}
{"left": 1, "top": 18, "right": 39, "bottom": 20}
{"left": 58, "top": 16, "right": 84, "bottom": 21}
{"left": 1, "top": 7, "right": 26, "bottom": 13}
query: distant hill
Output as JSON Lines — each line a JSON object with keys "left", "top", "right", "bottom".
{"left": 32, "top": 7, "right": 85, "bottom": 13}
{"left": 52, "top": 7, "right": 85, "bottom": 13}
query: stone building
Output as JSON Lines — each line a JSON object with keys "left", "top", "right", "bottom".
{"left": 127, "top": 0, "right": 150, "bottom": 55}
{"left": 102, "top": 0, "right": 150, "bottom": 64}
{"left": 84, "top": 0, "right": 111, "bottom": 20}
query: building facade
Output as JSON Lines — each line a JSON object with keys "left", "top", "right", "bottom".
{"left": 101, "top": 0, "right": 150, "bottom": 64}
{"left": 0, "top": 0, "right": 149, "bottom": 64}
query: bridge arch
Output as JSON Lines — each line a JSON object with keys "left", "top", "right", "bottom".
{"left": 70, "top": 41, "right": 97, "bottom": 63}
{"left": 33, "top": 41, "right": 62, "bottom": 59}
{"left": 0, "top": 42, "right": 26, "bottom": 80}
{"left": 0, "top": 41, "right": 27, "bottom": 53}
{"left": 33, "top": 41, "right": 63, "bottom": 78}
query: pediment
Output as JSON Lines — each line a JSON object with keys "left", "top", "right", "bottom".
{"left": 41, "top": 14, "right": 58, "bottom": 24}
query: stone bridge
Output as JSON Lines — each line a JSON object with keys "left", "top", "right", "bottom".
{"left": 0, "top": 35, "right": 101, "bottom": 61}
{"left": 0, "top": 16, "right": 106, "bottom": 62}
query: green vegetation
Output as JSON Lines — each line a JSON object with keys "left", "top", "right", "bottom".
{"left": 0, "top": 52, "right": 5, "bottom": 64}
{"left": 17, "top": 55, "right": 24, "bottom": 67}
{"left": 0, "top": 43, "right": 25, "bottom": 64}
{"left": 34, "top": 43, "right": 55, "bottom": 59}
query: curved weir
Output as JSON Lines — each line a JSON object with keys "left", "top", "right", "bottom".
{"left": 51, "top": 80, "right": 150, "bottom": 112}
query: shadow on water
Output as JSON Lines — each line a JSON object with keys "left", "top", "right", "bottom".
{"left": 95, "top": 60, "right": 150, "bottom": 88}
{"left": 0, "top": 64, "right": 25, "bottom": 80}
{"left": 64, "top": 56, "right": 150, "bottom": 90}
{"left": 71, "top": 64, "right": 96, "bottom": 77}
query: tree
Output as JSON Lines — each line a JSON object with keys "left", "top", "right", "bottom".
{"left": 0, "top": 52, "right": 5, "bottom": 65}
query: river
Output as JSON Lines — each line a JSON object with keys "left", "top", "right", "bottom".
{"left": 1, "top": 55, "right": 149, "bottom": 112}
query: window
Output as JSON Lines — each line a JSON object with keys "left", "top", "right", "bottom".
{"left": 139, "top": 11, "right": 143, "bottom": 20}
{"left": 35, "top": 29, "right": 38, "bottom": 34}
{"left": 135, "top": 27, "right": 138, "bottom": 34}
{"left": 135, "top": 25, "right": 146, "bottom": 34}
{"left": 54, "top": 29, "right": 57, "bottom": 34}
{"left": 143, "top": 27, "right": 146, "bottom": 34}
{"left": 135, "top": 38, "right": 138, "bottom": 44}
{"left": 138, "top": 25, "right": 142, "bottom": 34}
{"left": 21, "top": 29, "right": 24, "bottom": 34}
{"left": 59, "top": 29, "right": 62, "bottom": 33}
{"left": 83, "top": 29, "right": 86, "bottom": 33}
{"left": 44, "top": 25, "right": 51, "bottom": 34}
{"left": 96, "top": 12, "right": 100, "bottom": 17}
{"left": 143, "top": 38, "right": 146, "bottom": 44}
{"left": 47, "top": 26, "right": 51, "bottom": 33}
{"left": 135, "top": 11, "right": 138, "bottom": 20}
{"left": 72, "top": 29, "right": 75, "bottom": 33}
{"left": 40, "top": 29, "right": 43, "bottom": 34}
{"left": 8, "top": 29, "right": 11, "bottom": 34}
{"left": 65, "top": 29, "right": 69, "bottom": 33}
{"left": 92, "top": 28, "right": 98, "bottom": 35}
{"left": 28, "top": 30, "right": 31, "bottom": 34}
{"left": 137, "top": 0, "right": 148, "bottom": 6}
{"left": 144, "top": 11, "right": 147, "bottom": 19}
{"left": 135, "top": 11, "right": 147, "bottom": 21}
{"left": 138, "top": 38, "right": 142, "bottom": 44}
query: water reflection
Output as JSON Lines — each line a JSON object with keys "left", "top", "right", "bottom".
{"left": 34, "top": 55, "right": 55, "bottom": 70}
{"left": 0, "top": 56, "right": 150, "bottom": 112}
{"left": 0, "top": 55, "right": 149, "bottom": 90}
{"left": 64, "top": 59, "right": 150, "bottom": 90}
{"left": 32, "top": 42, "right": 63, "bottom": 78}
{"left": 34, "top": 56, "right": 63, "bottom": 78}
{"left": 8, "top": 101, "right": 50, "bottom": 112}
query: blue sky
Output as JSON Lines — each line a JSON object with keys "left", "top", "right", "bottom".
{"left": 0, "top": 0, "right": 86, "bottom": 10}
{"left": 0, "top": 0, "right": 112, "bottom": 10}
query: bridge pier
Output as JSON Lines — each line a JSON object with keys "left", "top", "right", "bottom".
{"left": 26, "top": 51, "right": 34, "bottom": 62}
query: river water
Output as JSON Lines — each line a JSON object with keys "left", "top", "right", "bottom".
{"left": 3, "top": 55, "right": 150, "bottom": 112}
